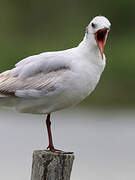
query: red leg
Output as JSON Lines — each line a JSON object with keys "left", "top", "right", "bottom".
{"left": 46, "top": 114, "right": 73, "bottom": 154}
{"left": 46, "top": 114, "right": 54, "bottom": 150}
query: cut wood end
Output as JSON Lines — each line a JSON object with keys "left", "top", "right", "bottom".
{"left": 31, "top": 150, "right": 75, "bottom": 180}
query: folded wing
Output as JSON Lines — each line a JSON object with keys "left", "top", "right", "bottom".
{"left": 0, "top": 50, "right": 75, "bottom": 98}
{"left": 0, "top": 67, "right": 71, "bottom": 98}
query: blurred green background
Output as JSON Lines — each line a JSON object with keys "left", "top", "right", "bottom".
{"left": 0, "top": 0, "right": 134, "bottom": 108}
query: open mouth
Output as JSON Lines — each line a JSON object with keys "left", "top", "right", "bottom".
{"left": 95, "top": 28, "right": 108, "bottom": 59}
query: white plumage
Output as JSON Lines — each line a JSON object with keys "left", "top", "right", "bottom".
{"left": 0, "top": 16, "right": 111, "bottom": 114}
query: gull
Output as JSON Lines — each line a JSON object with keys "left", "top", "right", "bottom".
{"left": 0, "top": 16, "right": 111, "bottom": 153}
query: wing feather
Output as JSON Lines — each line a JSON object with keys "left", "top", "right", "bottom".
{"left": 11, "top": 49, "right": 74, "bottom": 79}
{"left": 0, "top": 69, "right": 69, "bottom": 97}
{"left": 0, "top": 48, "right": 76, "bottom": 97}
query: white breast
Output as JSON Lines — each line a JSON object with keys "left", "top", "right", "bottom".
{"left": 70, "top": 53, "right": 106, "bottom": 102}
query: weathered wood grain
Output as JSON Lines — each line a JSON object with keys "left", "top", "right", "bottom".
{"left": 31, "top": 150, "right": 75, "bottom": 180}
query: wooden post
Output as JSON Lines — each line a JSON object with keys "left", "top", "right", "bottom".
{"left": 31, "top": 150, "right": 75, "bottom": 180}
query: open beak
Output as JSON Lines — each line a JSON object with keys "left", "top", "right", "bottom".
{"left": 95, "top": 28, "right": 108, "bottom": 59}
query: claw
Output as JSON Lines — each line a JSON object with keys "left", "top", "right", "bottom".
{"left": 47, "top": 145, "right": 73, "bottom": 154}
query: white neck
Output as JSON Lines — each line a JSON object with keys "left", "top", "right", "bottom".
{"left": 78, "top": 33, "right": 101, "bottom": 56}
{"left": 77, "top": 33, "right": 106, "bottom": 69}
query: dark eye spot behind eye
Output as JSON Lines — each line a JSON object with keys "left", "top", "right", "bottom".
{"left": 91, "top": 23, "right": 96, "bottom": 28}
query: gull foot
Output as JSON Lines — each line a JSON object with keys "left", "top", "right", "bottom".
{"left": 47, "top": 146, "right": 73, "bottom": 154}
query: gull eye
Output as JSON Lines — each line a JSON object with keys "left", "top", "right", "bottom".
{"left": 91, "top": 23, "right": 96, "bottom": 28}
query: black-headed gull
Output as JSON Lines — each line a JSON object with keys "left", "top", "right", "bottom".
{"left": 0, "top": 16, "right": 111, "bottom": 153}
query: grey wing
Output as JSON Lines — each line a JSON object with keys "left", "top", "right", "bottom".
{"left": 12, "top": 52, "right": 72, "bottom": 79}
{"left": 0, "top": 49, "right": 75, "bottom": 98}
{"left": 0, "top": 69, "right": 70, "bottom": 98}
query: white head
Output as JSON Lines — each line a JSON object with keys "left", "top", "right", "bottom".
{"left": 85, "top": 16, "right": 111, "bottom": 59}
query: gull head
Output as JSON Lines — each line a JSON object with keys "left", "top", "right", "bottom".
{"left": 86, "top": 16, "right": 111, "bottom": 59}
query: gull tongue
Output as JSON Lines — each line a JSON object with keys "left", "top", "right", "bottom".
{"left": 94, "top": 28, "right": 108, "bottom": 60}
{"left": 98, "top": 40, "right": 104, "bottom": 59}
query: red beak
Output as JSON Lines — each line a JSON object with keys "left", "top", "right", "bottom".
{"left": 94, "top": 28, "right": 108, "bottom": 59}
